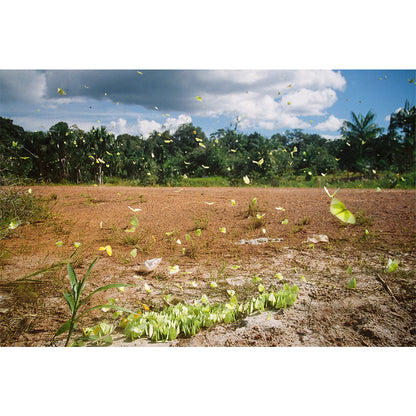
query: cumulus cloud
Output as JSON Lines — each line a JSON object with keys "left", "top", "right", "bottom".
{"left": 321, "top": 134, "right": 343, "bottom": 141}
{"left": 109, "top": 114, "right": 192, "bottom": 139}
{"left": 314, "top": 115, "right": 345, "bottom": 131}
{"left": 162, "top": 114, "right": 192, "bottom": 131}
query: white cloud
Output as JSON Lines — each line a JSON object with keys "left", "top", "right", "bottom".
{"left": 109, "top": 118, "right": 130, "bottom": 136}
{"left": 162, "top": 114, "right": 192, "bottom": 131}
{"left": 314, "top": 115, "right": 345, "bottom": 131}
{"left": 281, "top": 88, "right": 338, "bottom": 115}
{"left": 292, "top": 70, "right": 346, "bottom": 91}
{"left": 321, "top": 134, "right": 342, "bottom": 141}
{"left": 187, "top": 71, "right": 345, "bottom": 131}
{"left": 137, "top": 119, "right": 162, "bottom": 138}
{"left": 109, "top": 114, "right": 192, "bottom": 139}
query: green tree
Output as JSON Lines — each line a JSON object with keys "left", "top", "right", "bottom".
{"left": 388, "top": 100, "right": 415, "bottom": 171}
{"left": 0, "top": 117, "right": 30, "bottom": 178}
{"left": 339, "top": 111, "right": 384, "bottom": 172}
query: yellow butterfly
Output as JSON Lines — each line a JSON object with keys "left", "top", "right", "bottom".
{"left": 195, "top": 96, "right": 203, "bottom": 101}
{"left": 330, "top": 198, "right": 355, "bottom": 224}
{"left": 99, "top": 245, "right": 112, "bottom": 256}
{"left": 57, "top": 88, "right": 66, "bottom": 95}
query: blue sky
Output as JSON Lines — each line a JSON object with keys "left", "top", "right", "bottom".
{"left": 0, "top": 69, "right": 414, "bottom": 140}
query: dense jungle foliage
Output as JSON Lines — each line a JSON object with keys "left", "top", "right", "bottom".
{"left": 1, "top": 101, "right": 414, "bottom": 187}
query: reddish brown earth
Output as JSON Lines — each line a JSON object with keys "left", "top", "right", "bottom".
{"left": 0, "top": 185, "right": 415, "bottom": 347}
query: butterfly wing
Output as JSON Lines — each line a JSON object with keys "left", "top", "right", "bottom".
{"left": 330, "top": 198, "right": 356, "bottom": 224}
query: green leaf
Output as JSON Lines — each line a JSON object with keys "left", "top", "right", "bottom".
{"left": 63, "top": 291, "right": 75, "bottom": 313}
{"left": 330, "top": 198, "right": 355, "bottom": 224}
{"left": 78, "top": 283, "right": 135, "bottom": 308}
{"left": 54, "top": 320, "right": 72, "bottom": 337}
{"left": 67, "top": 263, "right": 78, "bottom": 299}
{"left": 77, "top": 257, "right": 98, "bottom": 298}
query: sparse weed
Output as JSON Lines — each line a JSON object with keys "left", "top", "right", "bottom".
{"left": 251, "top": 213, "right": 267, "bottom": 230}
{"left": 183, "top": 231, "right": 202, "bottom": 259}
{"left": 355, "top": 210, "right": 373, "bottom": 227}
{"left": 246, "top": 197, "right": 259, "bottom": 218}
{"left": 53, "top": 257, "right": 135, "bottom": 347}
{"left": 291, "top": 216, "right": 311, "bottom": 233}
{"left": 193, "top": 216, "right": 209, "bottom": 230}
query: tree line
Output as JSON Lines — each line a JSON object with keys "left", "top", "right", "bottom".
{"left": 0, "top": 101, "right": 414, "bottom": 186}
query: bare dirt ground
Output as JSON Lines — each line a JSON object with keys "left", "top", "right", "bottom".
{"left": 0, "top": 185, "right": 415, "bottom": 347}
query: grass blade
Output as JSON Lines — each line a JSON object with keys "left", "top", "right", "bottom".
{"left": 54, "top": 320, "right": 72, "bottom": 337}
{"left": 16, "top": 262, "right": 68, "bottom": 282}
{"left": 78, "top": 283, "right": 136, "bottom": 307}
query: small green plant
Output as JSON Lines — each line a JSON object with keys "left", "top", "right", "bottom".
{"left": 291, "top": 216, "right": 311, "bottom": 233}
{"left": 251, "top": 213, "right": 266, "bottom": 230}
{"left": 183, "top": 230, "right": 202, "bottom": 259}
{"left": 355, "top": 210, "right": 373, "bottom": 227}
{"left": 193, "top": 216, "right": 209, "bottom": 230}
{"left": 54, "top": 258, "right": 135, "bottom": 346}
{"left": 0, "top": 186, "right": 50, "bottom": 241}
{"left": 246, "top": 197, "right": 259, "bottom": 218}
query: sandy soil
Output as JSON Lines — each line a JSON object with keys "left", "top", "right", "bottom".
{"left": 0, "top": 185, "right": 415, "bottom": 347}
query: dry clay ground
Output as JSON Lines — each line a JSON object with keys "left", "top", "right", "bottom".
{"left": 0, "top": 185, "right": 415, "bottom": 347}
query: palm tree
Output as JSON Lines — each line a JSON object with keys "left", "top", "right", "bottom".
{"left": 339, "top": 110, "right": 383, "bottom": 172}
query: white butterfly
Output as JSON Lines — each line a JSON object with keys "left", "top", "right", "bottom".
{"left": 128, "top": 206, "right": 142, "bottom": 212}
{"left": 203, "top": 202, "right": 215, "bottom": 205}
